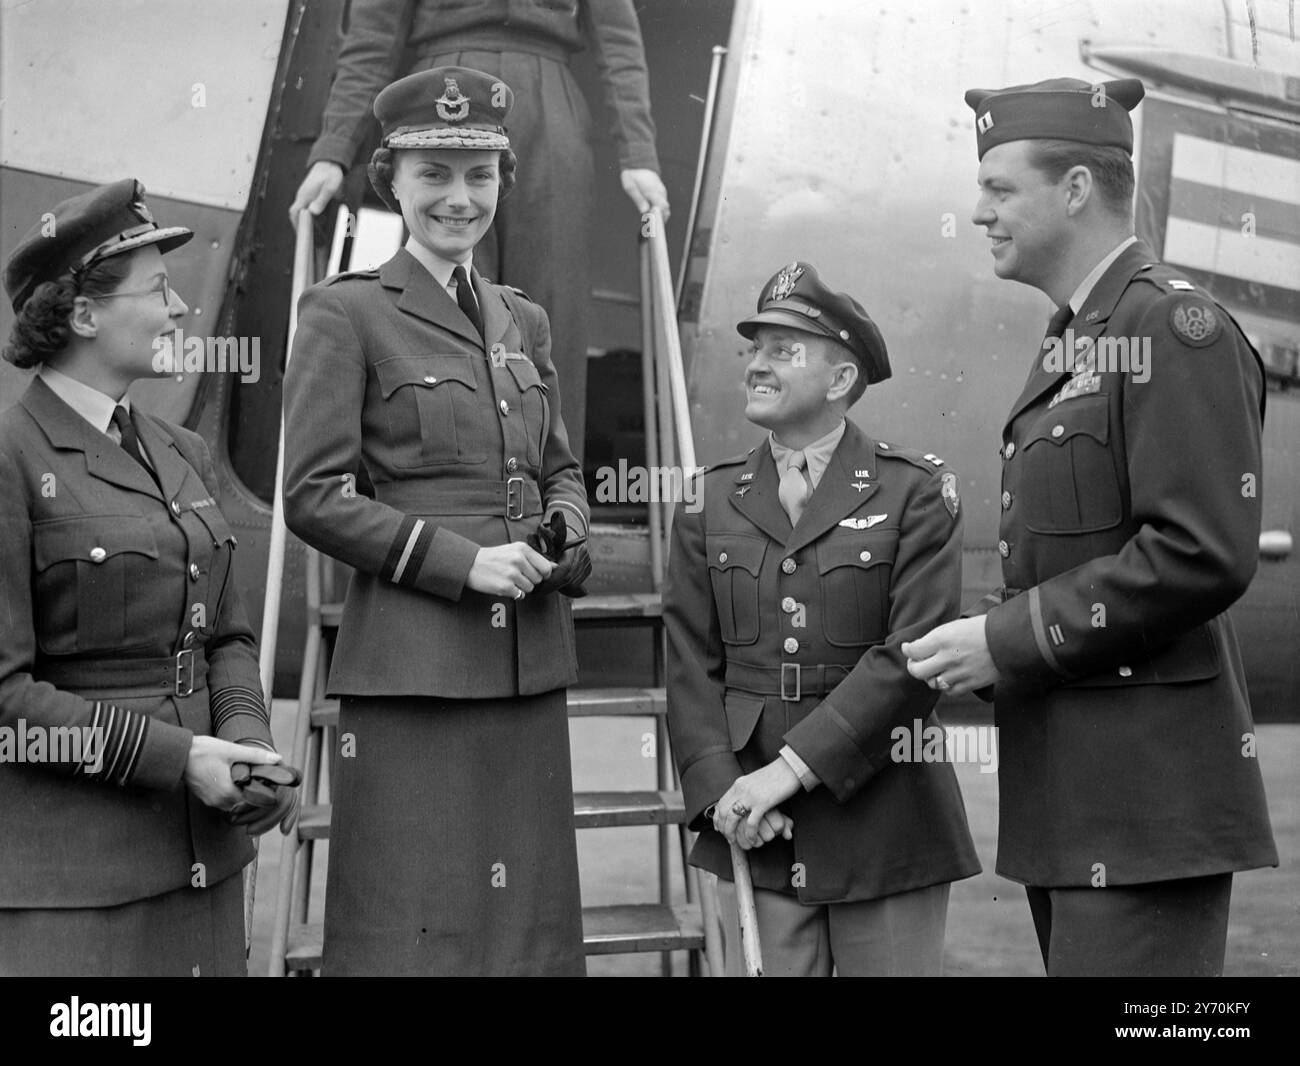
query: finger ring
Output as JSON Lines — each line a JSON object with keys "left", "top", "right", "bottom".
{"left": 514, "top": 588, "right": 525, "bottom": 600}
{"left": 731, "top": 801, "right": 750, "bottom": 817}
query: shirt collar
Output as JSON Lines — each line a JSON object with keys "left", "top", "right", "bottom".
{"left": 1067, "top": 235, "right": 1138, "bottom": 316}
{"left": 38, "top": 365, "right": 128, "bottom": 435}
{"left": 404, "top": 237, "right": 472, "bottom": 292}
{"left": 769, "top": 419, "right": 847, "bottom": 490}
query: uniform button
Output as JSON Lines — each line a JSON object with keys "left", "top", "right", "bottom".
{"left": 1003, "top": 442, "right": 1016, "bottom": 460}
{"left": 89, "top": 546, "right": 107, "bottom": 564}
{"left": 170, "top": 499, "right": 181, "bottom": 516}
{"left": 189, "top": 563, "right": 201, "bottom": 581}
{"left": 499, "top": 399, "right": 510, "bottom": 416}
{"left": 1001, "top": 490, "right": 1012, "bottom": 509}
{"left": 781, "top": 596, "right": 797, "bottom": 613}
{"left": 1118, "top": 665, "right": 1133, "bottom": 677}
{"left": 506, "top": 457, "right": 519, "bottom": 473}
{"left": 783, "top": 637, "right": 799, "bottom": 654}
{"left": 859, "top": 550, "right": 872, "bottom": 562}
{"left": 423, "top": 374, "right": 437, "bottom": 384}
{"left": 1051, "top": 424, "right": 1065, "bottom": 438}
{"left": 998, "top": 540, "right": 1010, "bottom": 557}
{"left": 781, "top": 558, "right": 796, "bottom": 574}
{"left": 718, "top": 551, "right": 728, "bottom": 563}
{"left": 183, "top": 630, "right": 197, "bottom": 647}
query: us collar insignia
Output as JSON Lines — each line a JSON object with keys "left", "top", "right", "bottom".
{"left": 854, "top": 468, "right": 871, "bottom": 478}
{"left": 738, "top": 472, "right": 755, "bottom": 482}
{"left": 436, "top": 78, "right": 470, "bottom": 122}
{"left": 769, "top": 261, "right": 804, "bottom": 302}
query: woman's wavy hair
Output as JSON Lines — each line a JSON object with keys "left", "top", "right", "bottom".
{"left": 3, "top": 255, "right": 134, "bottom": 369}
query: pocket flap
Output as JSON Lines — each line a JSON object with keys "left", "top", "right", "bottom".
{"left": 33, "top": 515, "right": 159, "bottom": 570}
{"left": 375, "top": 354, "right": 477, "bottom": 399}
{"left": 192, "top": 503, "right": 236, "bottom": 546}
{"left": 723, "top": 690, "right": 765, "bottom": 752}
{"left": 1024, "top": 395, "right": 1109, "bottom": 448}
{"left": 706, "top": 533, "right": 766, "bottom": 576}
{"left": 504, "top": 357, "right": 546, "bottom": 392}
{"left": 816, "top": 533, "right": 898, "bottom": 574}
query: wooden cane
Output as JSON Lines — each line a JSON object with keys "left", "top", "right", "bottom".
{"left": 730, "top": 840, "right": 764, "bottom": 976}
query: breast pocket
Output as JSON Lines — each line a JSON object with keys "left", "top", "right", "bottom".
{"left": 375, "top": 354, "right": 486, "bottom": 468}
{"left": 1020, "top": 395, "right": 1124, "bottom": 534}
{"left": 706, "top": 534, "right": 766, "bottom": 646}
{"left": 815, "top": 533, "right": 897, "bottom": 646}
{"left": 32, "top": 515, "right": 160, "bottom": 654}
{"left": 504, "top": 356, "right": 549, "bottom": 465}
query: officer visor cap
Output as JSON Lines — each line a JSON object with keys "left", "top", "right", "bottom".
{"left": 737, "top": 261, "right": 891, "bottom": 385}
{"left": 3, "top": 178, "right": 192, "bottom": 312}
{"left": 965, "top": 77, "right": 1145, "bottom": 160}
{"left": 375, "top": 66, "right": 513, "bottom": 152}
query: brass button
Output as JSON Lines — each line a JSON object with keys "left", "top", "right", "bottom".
{"left": 718, "top": 551, "right": 728, "bottom": 564}
{"left": 781, "top": 596, "right": 797, "bottom": 613}
{"left": 781, "top": 558, "right": 796, "bottom": 574}
{"left": 998, "top": 540, "right": 1010, "bottom": 557}
{"left": 170, "top": 500, "right": 181, "bottom": 516}
{"left": 1118, "top": 665, "right": 1133, "bottom": 678}
{"left": 506, "top": 457, "right": 519, "bottom": 473}
{"left": 499, "top": 399, "right": 510, "bottom": 416}
{"left": 1001, "top": 491, "right": 1012, "bottom": 509}
{"left": 189, "top": 563, "right": 201, "bottom": 581}
{"left": 783, "top": 637, "right": 799, "bottom": 654}
{"left": 1051, "top": 424, "right": 1065, "bottom": 438}
{"left": 183, "top": 630, "right": 197, "bottom": 647}
{"left": 423, "top": 374, "right": 437, "bottom": 384}
{"left": 859, "top": 550, "right": 872, "bottom": 562}
{"left": 1003, "top": 442, "right": 1016, "bottom": 460}
{"left": 89, "top": 546, "right": 107, "bottom": 564}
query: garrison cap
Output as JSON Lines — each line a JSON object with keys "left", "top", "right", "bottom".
{"left": 3, "top": 178, "right": 191, "bottom": 312}
{"left": 375, "top": 66, "right": 513, "bottom": 152}
{"left": 737, "top": 261, "right": 891, "bottom": 385}
{"left": 964, "top": 77, "right": 1145, "bottom": 160}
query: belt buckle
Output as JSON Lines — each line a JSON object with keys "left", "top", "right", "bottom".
{"left": 780, "top": 662, "right": 801, "bottom": 702}
{"left": 175, "top": 648, "right": 195, "bottom": 698}
{"left": 506, "top": 477, "right": 525, "bottom": 520}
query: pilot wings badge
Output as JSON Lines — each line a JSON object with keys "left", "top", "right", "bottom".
{"left": 769, "top": 261, "right": 804, "bottom": 302}
{"left": 436, "top": 78, "right": 470, "bottom": 122}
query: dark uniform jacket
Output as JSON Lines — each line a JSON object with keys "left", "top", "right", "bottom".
{"left": 282, "top": 248, "right": 588, "bottom": 698}
{"left": 0, "top": 378, "right": 274, "bottom": 907}
{"left": 974, "top": 239, "right": 1278, "bottom": 887}
{"left": 666, "top": 420, "right": 981, "bottom": 904}
{"left": 308, "top": 0, "right": 659, "bottom": 173}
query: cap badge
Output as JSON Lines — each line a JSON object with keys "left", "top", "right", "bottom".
{"left": 769, "top": 261, "right": 804, "bottom": 302}
{"left": 436, "top": 78, "right": 470, "bottom": 122}
{"left": 977, "top": 111, "right": 995, "bottom": 134}
{"left": 131, "top": 196, "right": 155, "bottom": 225}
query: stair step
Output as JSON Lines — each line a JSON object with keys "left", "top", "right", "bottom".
{"left": 284, "top": 904, "right": 704, "bottom": 970}
{"left": 318, "top": 592, "right": 661, "bottom": 631}
{"left": 582, "top": 903, "right": 705, "bottom": 955}
{"left": 567, "top": 686, "right": 666, "bottom": 717}
{"left": 574, "top": 790, "right": 684, "bottom": 828}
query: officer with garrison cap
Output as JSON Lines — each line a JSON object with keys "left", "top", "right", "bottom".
{"left": 904, "top": 78, "right": 1278, "bottom": 975}
{"left": 665, "top": 263, "right": 979, "bottom": 977}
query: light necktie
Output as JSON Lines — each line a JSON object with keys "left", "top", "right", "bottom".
{"left": 452, "top": 265, "right": 483, "bottom": 343}
{"left": 778, "top": 450, "right": 810, "bottom": 527}
{"left": 111, "top": 405, "right": 160, "bottom": 488}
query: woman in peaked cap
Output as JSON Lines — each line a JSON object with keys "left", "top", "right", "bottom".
{"left": 0, "top": 179, "right": 297, "bottom": 976}
{"left": 282, "top": 66, "right": 591, "bottom": 976}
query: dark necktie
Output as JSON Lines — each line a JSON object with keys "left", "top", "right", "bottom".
{"left": 110, "top": 405, "right": 159, "bottom": 487}
{"left": 1045, "top": 303, "right": 1074, "bottom": 340}
{"left": 452, "top": 265, "right": 483, "bottom": 343}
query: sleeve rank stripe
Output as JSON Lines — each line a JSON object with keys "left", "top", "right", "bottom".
{"left": 117, "top": 713, "right": 148, "bottom": 786}
{"left": 396, "top": 519, "right": 433, "bottom": 588}
{"left": 1028, "top": 587, "right": 1067, "bottom": 678}
{"left": 551, "top": 499, "right": 588, "bottom": 536}
{"left": 211, "top": 685, "right": 271, "bottom": 730}
{"left": 384, "top": 516, "right": 425, "bottom": 585}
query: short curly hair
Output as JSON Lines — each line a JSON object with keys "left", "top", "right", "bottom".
{"left": 2, "top": 254, "right": 134, "bottom": 369}
{"left": 368, "top": 145, "right": 518, "bottom": 209}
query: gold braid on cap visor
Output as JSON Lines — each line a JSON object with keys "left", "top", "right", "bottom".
{"left": 385, "top": 126, "right": 509, "bottom": 150}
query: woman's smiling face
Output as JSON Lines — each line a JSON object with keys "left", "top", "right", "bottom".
{"left": 390, "top": 148, "right": 500, "bottom": 262}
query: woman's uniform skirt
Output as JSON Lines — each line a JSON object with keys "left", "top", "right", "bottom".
{"left": 0, "top": 873, "right": 246, "bottom": 976}
{"left": 321, "top": 689, "right": 586, "bottom": 976}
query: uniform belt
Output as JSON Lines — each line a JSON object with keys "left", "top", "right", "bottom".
{"left": 35, "top": 649, "right": 208, "bottom": 698}
{"left": 419, "top": 30, "right": 572, "bottom": 64}
{"left": 725, "top": 663, "right": 853, "bottom": 702}
{"left": 374, "top": 477, "right": 542, "bottom": 519}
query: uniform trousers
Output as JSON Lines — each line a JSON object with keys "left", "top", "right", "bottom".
{"left": 1025, "top": 873, "right": 1233, "bottom": 976}
{"left": 718, "top": 880, "right": 950, "bottom": 977}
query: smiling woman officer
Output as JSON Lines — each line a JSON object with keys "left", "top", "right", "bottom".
{"left": 282, "top": 67, "right": 591, "bottom": 976}
{"left": 0, "top": 179, "right": 298, "bottom": 976}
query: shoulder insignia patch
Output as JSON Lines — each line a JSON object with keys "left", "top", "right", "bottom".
{"left": 940, "top": 471, "right": 960, "bottom": 519}
{"left": 1170, "top": 298, "right": 1223, "bottom": 348}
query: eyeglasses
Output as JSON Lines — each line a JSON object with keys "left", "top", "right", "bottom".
{"left": 87, "top": 277, "right": 173, "bottom": 307}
